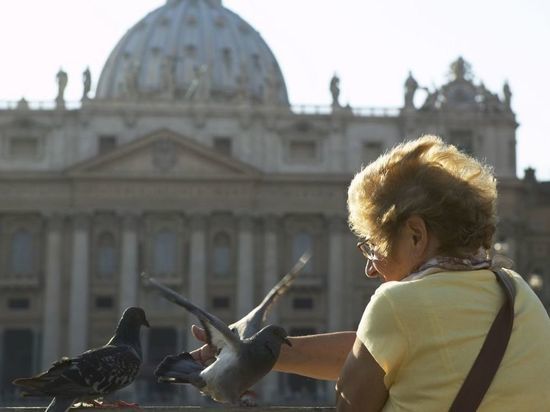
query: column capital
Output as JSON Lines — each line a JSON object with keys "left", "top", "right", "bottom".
{"left": 189, "top": 214, "right": 207, "bottom": 231}
{"left": 44, "top": 213, "right": 65, "bottom": 231}
{"left": 328, "top": 215, "right": 348, "bottom": 232}
{"left": 237, "top": 214, "right": 254, "bottom": 231}
{"left": 121, "top": 212, "right": 139, "bottom": 231}
{"left": 263, "top": 214, "right": 281, "bottom": 232}
{"left": 72, "top": 212, "right": 91, "bottom": 231}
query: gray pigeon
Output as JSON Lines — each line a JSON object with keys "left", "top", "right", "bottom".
{"left": 143, "top": 250, "right": 311, "bottom": 405}
{"left": 12, "top": 307, "right": 150, "bottom": 412}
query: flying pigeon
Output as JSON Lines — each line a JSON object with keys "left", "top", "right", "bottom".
{"left": 13, "top": 307, "right": 150, "bottom": 412}
{"left": 142, "top": 250, "right": 311, "bottom": 405}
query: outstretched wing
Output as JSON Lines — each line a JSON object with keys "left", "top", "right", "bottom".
{"left": 142, "top": 273, "right": 240, "bottom": 351}
{"left": 231, "top": 249, "right": 312, "bottom": 339}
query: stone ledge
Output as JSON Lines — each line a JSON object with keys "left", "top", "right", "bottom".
{"left": 0, "top": 408, "right": 335, "bottom": 412}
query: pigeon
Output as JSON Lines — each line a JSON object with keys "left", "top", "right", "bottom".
{"left": 142, "top": 250, "right": 311, "bottom": 405}
{"left": 12, "top": 307, "right": 150, "bottom": 412}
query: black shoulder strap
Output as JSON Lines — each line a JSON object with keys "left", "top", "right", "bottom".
{"left": 449, "top": 268, "right": 516, "bottom": 412}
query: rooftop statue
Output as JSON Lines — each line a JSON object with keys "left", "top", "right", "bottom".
{"left": 404, "top": 71, "right": 418, "bottom": 109}
{"left": 330, "top": 73, "right": 341, "bottom": 107}
{"left": 449, "top": 56, "right": 472, "bottom": 81}
{"left": 56, "top": 68, "right": 68, "bottom": 105}
{"left": 503, "top": 81, "right": 512, "bottom": 110}
{"left": 82, "top": 67, "right": 92, "bottom": 101}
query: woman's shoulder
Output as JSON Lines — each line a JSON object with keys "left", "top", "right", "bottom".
{"left": 374, "top": 269, "right": 498, "bottom": 302}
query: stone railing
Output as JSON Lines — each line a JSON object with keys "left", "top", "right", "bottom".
{"left": 1, "top": 407, "right": 335, "bottom": 412}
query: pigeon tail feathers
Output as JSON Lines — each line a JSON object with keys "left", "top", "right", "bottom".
{"left": 155, "top": 353, "right": 206, "bottom": 388}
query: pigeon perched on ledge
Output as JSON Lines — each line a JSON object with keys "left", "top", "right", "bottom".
{"left": 13, "top": 307, "right": 150, "bottom": 412}
{"left": 143, "top": 250, "right": 311, "bottom": 405}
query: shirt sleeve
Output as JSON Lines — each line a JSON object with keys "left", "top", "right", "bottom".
{"left": 357, "top": 285, "right": 408, "bottom": 388}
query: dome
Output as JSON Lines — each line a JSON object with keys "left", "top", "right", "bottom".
{"left": 96, "top": 0, "right": 289, "bottom": 105}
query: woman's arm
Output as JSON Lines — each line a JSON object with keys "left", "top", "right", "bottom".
{"left": 335, "top": 337, "right": 388, "bottom": 412}
{"left": 190, "top": 325, "right": 357, "bottom": 382}
{"left": 273, "top": 331, "right": 356, "bottom": 381}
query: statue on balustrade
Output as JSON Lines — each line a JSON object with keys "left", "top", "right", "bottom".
{"left": 404, "top": 71, "right": 418, "bottom": 109}
{"left": 503, "top": 81, "right": 512, "bottom": 110}
{"left": 82, "top": 67, "right": 92, "bottom": 100}
{"left": 330, "top": 73, "right": 341, "bottom": 107}
{"left": 56, "top": 68, "right": 68, "bottom": 104}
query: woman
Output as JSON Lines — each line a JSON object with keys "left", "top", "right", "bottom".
{"left": 192, "top": 136, "right": 550, "bottom": 411}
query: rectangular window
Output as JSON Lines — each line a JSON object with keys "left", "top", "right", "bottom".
{"left": 213, "top": 137, "right": 232, "bottom": 156}
{"left": 145, "top": 327, "right": 177, "bottom": 401}
{"left": 212, "top": 296, "right": 230, "bottom": 309}
{"left": 289, "top": 140, "right": 317, "bottom": 162}
{"left": 449, "top": 130, "right": 474, "bottom": 155}
{"left": 1, "top": 329, "right": 34, "bottom": 399}
{"left": 362, "top": 141, "right": 383, "bottom": 165}
{"left": 98, "top": 135, "right": 117, "bottom": 155}
{"left": 95, "top": 296, "right": 114, "bottom": 309}
{"left": 8, "top": 298, "right": 30, "bottom": 310}
{"left": 10, "top": 137, "right": 38, "bottom": 159}
{"left": 292, "top": 297, "right": 314, "bottom": 310}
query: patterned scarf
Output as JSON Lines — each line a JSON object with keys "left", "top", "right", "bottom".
{"left": 402, "top": 249, "right": 511, "bottom": 282}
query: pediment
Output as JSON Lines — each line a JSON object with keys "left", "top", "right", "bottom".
{"left": 66, "top": 129, "right": 261, "bottom": 179}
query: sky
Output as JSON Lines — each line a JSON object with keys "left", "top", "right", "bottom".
{"left": 0, "top": 0, "right": 549, "bottom": 179}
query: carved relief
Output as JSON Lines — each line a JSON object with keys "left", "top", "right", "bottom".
{"left": 152, "top": 139, "right": 177, "bottom": 172}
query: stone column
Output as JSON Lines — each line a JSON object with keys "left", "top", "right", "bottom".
{"left": 328, "top": 216, "right": 345, "bottom": 332}
{"left": 119, "top": 214, "right": 139, "bottom": 313}
{"left": 68, "top": 213, "right": 90, "bottom": 356}
{"left": 327, "top": 217, "right": 345, "bottom": 408}
{"left": 237, "top": 215, "right": 254, "bottom": 319}
{"left": 41, "top": 214, "right": 63, "bottom": 369}
{"left": 186, "top": 215, "right": 207, "bottom": 404}
{"left": 261, "top": 215, "right": 280, "bottom": 401}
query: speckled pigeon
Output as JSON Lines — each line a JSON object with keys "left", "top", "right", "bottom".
{"left": 13, "top": 307, "right": 150, "bottom": 412}
{"left": 142, "top": 250, "right": 311, "bottom": 404}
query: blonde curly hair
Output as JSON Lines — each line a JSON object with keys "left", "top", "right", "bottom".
{"left": 347, "top": 135, "right": 497, "bottom": 258}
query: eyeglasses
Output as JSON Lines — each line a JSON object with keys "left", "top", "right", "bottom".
{"left": 356, "top": 238, "right": 379, "bottom": 261}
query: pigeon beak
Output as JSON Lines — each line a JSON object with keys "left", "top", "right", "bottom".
{"left": 143, "top": 319, "right": 151, "bottom": 328}
{"left": 283, "top": 337, "right": 292, "bottom": 347}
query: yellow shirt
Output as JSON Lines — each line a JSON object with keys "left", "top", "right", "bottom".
{"left": 357, "top": 269, "right": 550, "bottom": 411}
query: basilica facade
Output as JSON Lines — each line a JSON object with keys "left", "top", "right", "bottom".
{"left": 0, "top": 0, "right": 548, "bottom": 406}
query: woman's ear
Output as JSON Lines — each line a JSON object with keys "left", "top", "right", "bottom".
{"left": 405, "top": 215, "right": 428, "bottom": 253}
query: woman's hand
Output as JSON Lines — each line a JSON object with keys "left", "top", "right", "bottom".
{"left": 189, "top": 325, "right": 216, "bottom": 366}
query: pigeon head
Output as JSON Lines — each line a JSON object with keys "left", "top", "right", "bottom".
{"left": 268, "top": 325, "right": 292, "bottom": 347}
{"left": 121, "top": 307, "right": 150, "bottom": 328}
{"left": 109, "top": 307, "right": 150, "bottom": 351}
{"left": 253, "top": 325, "right": 292, "bottom": 361}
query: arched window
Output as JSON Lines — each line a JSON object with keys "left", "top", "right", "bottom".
{"left": 213, "top": 232, "right": 231, "bottom": 276}
{"left": 154, "top": 229, "right": 177, "bottom": 275}
{"left": 10, "top": 229, "right": 33, "bottom": 275}
{"left": 292, "top": 231, "right": 313, "bottom": 274}
{"left": 97, "top": 232, "right": 117, "bottom": 278}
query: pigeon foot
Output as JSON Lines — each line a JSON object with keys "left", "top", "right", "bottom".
{"left": 99, "top": 401, "right": 141, "bottom": 409}
{"left": 74, "top": 400, "right": 140, "bottom": 409}
{"left": 239, "top": 390, "right": 258, "bottom": 407}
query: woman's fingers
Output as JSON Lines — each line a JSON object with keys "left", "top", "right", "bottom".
{"left": 190, "top": 324, "right": 216, "bottom": 366}
{"left": 192, "top": 324, "right": 207, "bottom": 342}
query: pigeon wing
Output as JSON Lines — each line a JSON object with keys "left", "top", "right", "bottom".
{"left": 13, "top": 346, "right": 140, "bottom": 398}
{"left": 231, "top": 250, "right": 311, "bottom": 339}
{"left": 142, "top": 274, "right": 240, "bottom": 351}
{"left": 64, "top": 345, "right": 141, "bottom": 395}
